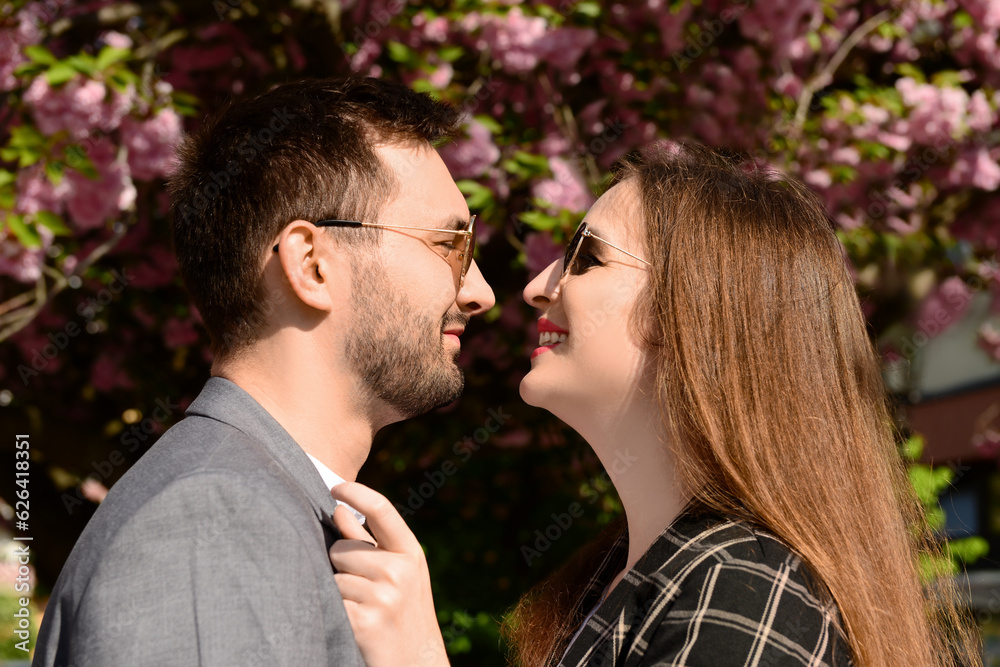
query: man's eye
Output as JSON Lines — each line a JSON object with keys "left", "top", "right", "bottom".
{"left": 435, "top": 241, "right": 458, "bottom": 253}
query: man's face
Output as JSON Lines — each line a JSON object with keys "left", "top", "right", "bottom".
{"left": 343, "top": 143, "right": 495, "bottom": 419}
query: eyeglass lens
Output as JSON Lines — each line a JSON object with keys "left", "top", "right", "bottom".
{"left": 459, "top": 215, "right": 476, "bottom": 287}
{"left": 561, "top": 223, "right": 588, "bottom": 279}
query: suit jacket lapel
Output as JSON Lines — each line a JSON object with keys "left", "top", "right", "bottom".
{"left": 184, "top": 376, "right": 342, "bottom": 540}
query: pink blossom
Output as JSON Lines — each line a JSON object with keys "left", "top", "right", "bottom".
{"left": 16, "top": 164, "right": 70, "bottom": 215}
{"left": 978, "top": 322, "right": 1000, "bottom": 362}
{"left": 968, "top": 90, "right": 995, "bottom": 133}
{"left": 536, "top": 27, "right": 598, "bottom": 72}
{"left": 831, "top": 146, "right": 860, "bottom": 165}
{"left": 426, "top": 61, "right": 453, "bottom": 89}
{"left": 733, "top": 45, "right": 762, "bottom": 75}
{"left": 896, "top": 78, "right": 970, "bottom": 144}
{"left": 774, "top": 72, "right": 803, "bottom": 98}
{"left": 0, "top": 3, "right": 44, "bottom": 92}
{"left": 100, "top": 30, "right": 132, "bottom": 49}
{"left": 532, "top": 157, "right": 594, "bottom": 213}
{"left": 914, "top": 276, "right": 974, "bottom": 338}
{"left": 349, "top": 39, "right": 381, "bottom": 72}
{"left": 947, "top": 147, "right": 1000, "bottom": 190}
{"left": 537, "top": 132, "right": 571, "bottom": 158}
{"left": 524, "top": 231, "right": 564, "bottom": 277}
{"left": 962, "top": 0, "right": 1000, "bottom": 31}
{"left": 24, "top": 76, "right": 133, "bottom": 139}
{"left": 803, "top": 169, "right": 832, "bottom": 189}
{"left": 65, "top": 138, "right": 136, "bottom": 229}
{"left": 738, "top": 0, "right": 823, "bottom": 62}
{"left": 440, "top": 118, "right": 501, "bottom": 179}
{"left": 657, "top": 3, "right": 694, "bottom": 55}
{"left": 120, "top": 108, "right": 183, "bottom": 180}
{"left": 0, "top": 228, "right": 46, "bottom": 283}
{"left": 91, "top": 354, "right": 134, "bottom": 393}
{"left": 412, "top": 14, "right": 449, "bottom": 42}
{"left": 163, "top": 317, "right": 200, "bottom": 349}
{"left": 80, "top": 477, "right": 109, "bottom": 503}
{"left": 478, "top": 7, "right": 548, "bottom": 73}
{"left": 953, "top": 197, "right": 1000, "bottom": 250}
{"left": 127, "top": 245, "right": 177, "bottom": 289}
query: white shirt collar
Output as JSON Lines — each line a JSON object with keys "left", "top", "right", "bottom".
{"left": 306, "top": 453, "right": 366, "bottom": 525}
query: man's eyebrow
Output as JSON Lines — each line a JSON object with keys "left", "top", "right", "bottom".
{"left": 438, "top": 215, "right": 468, "bottom": 231}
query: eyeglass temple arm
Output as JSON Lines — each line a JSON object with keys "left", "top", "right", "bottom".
{"left": 584, "top": 230, "right": 652, "bottom": 266}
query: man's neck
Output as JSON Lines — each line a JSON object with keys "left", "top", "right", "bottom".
{"left": 212, "top": 344, "right": 378, "bottom": 481}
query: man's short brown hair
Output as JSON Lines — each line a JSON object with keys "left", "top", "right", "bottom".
{"left": 169, "top": 77, "right": 461, "bottom": 360}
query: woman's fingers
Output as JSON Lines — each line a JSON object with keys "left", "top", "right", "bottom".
{"left": 329, "top": 540, "right": 395, "bottom": 581}
{"left": 333, "top": 571, "right": 376, "bottom": 603}
{"left": 332, "top": 503, "right": 376, "bottom": 545}
{"left": 330, "top": 482, "right": 421, "bottom": 554}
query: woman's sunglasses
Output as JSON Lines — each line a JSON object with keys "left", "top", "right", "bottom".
{"left": 561, "top": 222, "right": 651, "bottom": 280}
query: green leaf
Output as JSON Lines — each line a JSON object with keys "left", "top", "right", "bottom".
{"left": 574, "top": 1, "right": 601, "bottom": 17}
{"left": 64, "top": 145, "right": 100, "bottom": 180}
{"left": 24, "top": 45, "right": 57, "bottom": 64}
{"left": 6, "top": 214, "right": 42, "bottom": 248}
{"left": 17, "top": 148, "right": 42, "bottom": 168}
{"left": 9, "top": 125, "right": 45, "bottom": 148}
{"left": 13, "top": 62, "right": 47, "bottom": 78}
{"left": 0, "top": 170, "right": 14, "bottom": 188}
{"left": 438, "top": 46, "right": 464, "bottom": 63}
{"left": 457, "top": 180, "right": 495, "bottom": 210}
{"left": 806, "top": 31, "right": 822, "bottom": 52}
{"left": 95, "top": 46, "right": 131, "bottom": 71}
{"left": 45, "top": 62, "right": 77, "bottom": 86}
{"left": 472, "top": 114, "right": 502, "bottom": 134}
{"left": 35, "top": 211, "right": 71, "bottom": 235}
{"left": 108, "top": 68, "right": 140, "bottom": 92}
{"left": 930, "top": 71, "right": 966, "bottom": 88}
{"left": 901, "top": 434, "right": 924, "bottom": 462}
{"left": 44, "top": 160, "right": 65, "bottom": 185}
{"left": 386, "top": 41, "right": 416, "bottom": 67}
{"left": 918, "top": 551, "right": 956, "bottom": 582}
{"left": 895, "top": 63, "right": 925, "bottom": 83}
{"left": 947, "top": 536, "right": 989, "bottom": 566}
{"left": 65, "top": 54, "right": 97, "bottom": 76}
{"left": 519, "top": 209, "right": 560, "bottom": 231}
{"left": 953, "top": 10, "right": 973, "bottom": 29}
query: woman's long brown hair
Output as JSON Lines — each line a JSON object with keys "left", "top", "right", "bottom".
{"left": 502, "top": 145, "right": 978, "bottom": 666}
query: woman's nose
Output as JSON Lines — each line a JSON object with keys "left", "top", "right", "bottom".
{"left": 523, "top": 259, "right": 561, "bottom": 308}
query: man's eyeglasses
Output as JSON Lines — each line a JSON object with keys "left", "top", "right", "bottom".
{"left": 561, "top": 222, "right": 651, "bottom": 280}
{"left": 273, "top": 215, "right": 477, "bottom": 288}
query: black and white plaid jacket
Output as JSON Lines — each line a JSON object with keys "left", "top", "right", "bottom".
{"left": 556, "top": 507, "right": 855, "bottom": 666}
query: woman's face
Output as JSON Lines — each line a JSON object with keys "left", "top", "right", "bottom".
{"left": 520, "top": 181, "right": 651, "bottom": 422}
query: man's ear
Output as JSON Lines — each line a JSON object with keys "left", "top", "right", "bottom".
{"left": 273, "top": 220, "right": 338, "bottom": 312}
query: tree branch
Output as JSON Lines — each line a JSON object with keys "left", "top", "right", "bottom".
{"left": 793, "top": 10, "right": 892, "bottom": 135}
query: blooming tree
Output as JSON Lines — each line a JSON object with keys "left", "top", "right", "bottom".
{"left": 1, "top": 0, "right": 998, "bottom": 662}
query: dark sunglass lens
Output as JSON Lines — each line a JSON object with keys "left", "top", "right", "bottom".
{"left": 562, "top": 225, "right": 586, "bottom": 277}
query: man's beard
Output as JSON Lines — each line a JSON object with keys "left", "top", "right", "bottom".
{"left": 344, "top": 259, "right": 467, "bottom": 418}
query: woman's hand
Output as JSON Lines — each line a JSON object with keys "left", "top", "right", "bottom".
{"left": 329, "top": 482, "right": 449, "bottom": 667}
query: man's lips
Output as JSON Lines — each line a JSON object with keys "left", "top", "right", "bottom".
{"left": 443, "top": 328, "right": 464, "bottom": 346}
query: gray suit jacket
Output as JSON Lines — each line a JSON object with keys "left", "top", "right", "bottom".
{"left": 33, "top": 377, "right": 365, "bottom": 667}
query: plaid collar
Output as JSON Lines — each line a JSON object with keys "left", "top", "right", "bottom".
{"left": 555, "top": 507, "right": 854, "bottom": 667}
